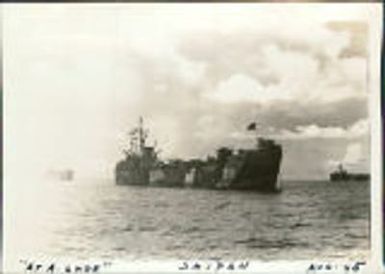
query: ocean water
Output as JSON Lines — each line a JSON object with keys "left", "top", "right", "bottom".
{"left": 8, "top": 179, "right": 370, "bottom": 264}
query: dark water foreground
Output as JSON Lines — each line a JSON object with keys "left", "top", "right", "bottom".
{"left": 8, "top": 179, "right": 369, "bottom": 263}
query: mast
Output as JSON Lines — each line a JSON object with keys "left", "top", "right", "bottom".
{"left": 125, "top": 116, "right": 149, "bottom": 156}
{"left": 139, "top": 116, "right": 145, "bottom": 154}
{"left": 246, "top": 121, "right": 259, "bottom": 146}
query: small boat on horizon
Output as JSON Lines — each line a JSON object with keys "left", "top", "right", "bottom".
{"left": 47, "top": 169, "right": 75, "bottom": 181}
{"left": 329, "top": 164, "right": 369, "bottom": 182}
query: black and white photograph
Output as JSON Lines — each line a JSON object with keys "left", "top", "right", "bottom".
{"left": 3, "top": 3, "right": 382, "bottom": 272}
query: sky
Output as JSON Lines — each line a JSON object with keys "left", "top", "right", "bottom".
{"left": 3, "top": 4, "right": 380, "bottom": 181}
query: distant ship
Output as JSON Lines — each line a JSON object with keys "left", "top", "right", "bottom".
{"left": 115, "top": 117, "right": 283, "bottom": 192}
{"left": 47, "top": 169, "right": 74, "bottom": 181}
{"left": 329, "top": 164, "right": 369, "bottom": 181}
{"left": 60, "top": 169, "right": 74, "bottom": 181}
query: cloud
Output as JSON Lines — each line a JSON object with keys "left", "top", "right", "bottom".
{"left": 276, "top": 119, "right": 369, "bottom": 140}
{"left": 259, "top": 97, "right": 368, "bottom": 130}
{"left": 327, "top": 21, "right": 368, "bottom": 58}
{"left": 327, "top": 140, "right": 370, "bottom": 173}
{"left": 206, "top": 74, "right": 278, "bottom": 104}
{"left": 5, "top": 5, "right": 372, "bottom": 180}
{"left": 178, "top": 20, "right": 367, "bottom": 108}
{"left": 343, "top": 143, "right": 364, "bottom": 164}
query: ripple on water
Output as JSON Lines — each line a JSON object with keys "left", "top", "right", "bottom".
{"left": 32, "top": 180, "right": 369, "bottom": 260}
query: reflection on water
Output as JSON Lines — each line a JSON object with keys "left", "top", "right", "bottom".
{"left": 7, "top": 179, "right": 369, "bottom": 264}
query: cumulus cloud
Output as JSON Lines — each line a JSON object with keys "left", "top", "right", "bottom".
{"left": 344, "top": 143, "right": 364, "bottom": 164}
{"left": 276, "top": 119, "right": 369, "bottom": 140}
{"left": 327, "top": 140, "right": 370, "bottom": 173}
{"left": 327, "top": 21, "right": 368, "bottom": 58}
{"left": 178, "top": 21, "right": 368, "bottom": 105}
{"left": 205, "top": 74, "right": 278, "bottom": 104}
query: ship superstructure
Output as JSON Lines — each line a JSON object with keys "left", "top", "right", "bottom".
{"left": 115, "top": 117, "right": 158, "bottom": 185}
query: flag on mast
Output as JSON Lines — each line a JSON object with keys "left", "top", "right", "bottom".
{"left": 247, "top": 122, "right": 257, "bottom": 131}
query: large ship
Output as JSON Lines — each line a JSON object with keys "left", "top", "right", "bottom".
{"left": 115, "top": 117, "right": 283, "bottom": 192}
{"left": 329, "top": 164, "right": 370, "bottom": 182}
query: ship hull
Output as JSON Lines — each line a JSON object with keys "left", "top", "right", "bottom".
{"left": 115, "top": 145, "right": 282, "bottom": 193}
{"left": 330, "top": 173, "right": 370, "bottom": 182}
{"left": 115, "top": 160, "right": 148, "bottom": 185}
{"left": 220, "top": 146, "right": 282, "bottom": 192}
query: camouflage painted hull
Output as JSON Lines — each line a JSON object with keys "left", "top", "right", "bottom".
{"left": 223, "top": 146, "right": 282, "bottom": 192}
{"left": 115, "top": 140, "right": 283, "bottom": 193}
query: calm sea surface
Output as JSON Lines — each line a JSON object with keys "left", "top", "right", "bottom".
{"left": 10, "top": 179, "right": 370, "bottom": 262}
